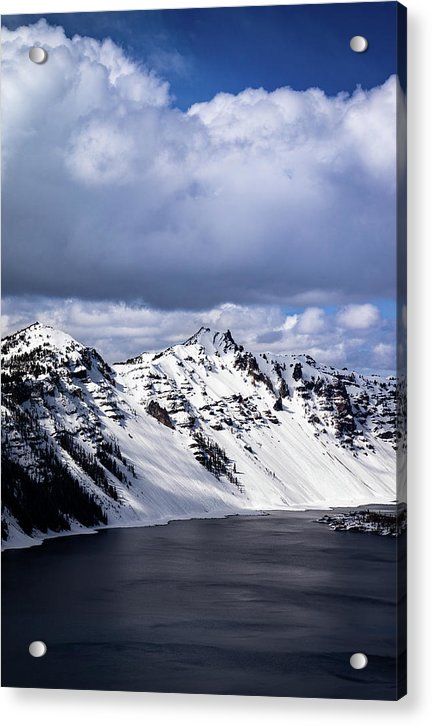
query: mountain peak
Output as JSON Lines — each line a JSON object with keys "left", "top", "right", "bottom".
{"left": 3, "top": 320, "right": 53, "bottom": 338}
{"left": 2, "top": 321, "right": 82, "bottom": 358}
{"left": 183, "top": 326, "right": 242, "bottom": 353}
{"left": 183, "top": 326, "right": 210, "bottom": 345}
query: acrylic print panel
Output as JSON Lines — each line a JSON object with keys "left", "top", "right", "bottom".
{"left": 1, "top": 1, "right": 406, "bottom": 700}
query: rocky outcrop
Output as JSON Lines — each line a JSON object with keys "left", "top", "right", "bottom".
{"left": 292, "top": 362, "right": 303, "bottom": 381}
{"left": 273, "top": 396, "right": 283, "bottom": 411}
{"left": 147, "top": 400, "right": 174, "bottom": 429}
{"left": 234, "top": 351, "right": 274, "bottom": 393}
{"left": 332, "top": 379, "right": 356, "bottom": 440}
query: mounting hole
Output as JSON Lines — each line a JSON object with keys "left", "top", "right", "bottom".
{"left": 350, "top": 652, "right": 368, "bottom": 669}
{"left": 29, "top": 640, "right": 47, "bottom": 657}
{"left": 29, "top": 47, "right": 48, "bottom": 64}
{"left": 350, "top": 36, "right": 368, "bottom": 53}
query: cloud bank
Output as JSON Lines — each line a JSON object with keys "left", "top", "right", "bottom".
{"left": 1, "top": 296, "right": 395, "bottom": 373}
{"left": 2, "top": 21, "right": 397, "bottom": 310}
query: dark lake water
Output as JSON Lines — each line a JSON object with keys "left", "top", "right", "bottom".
{"left": 1, "top": 511, "right": 406, "bottom": 699}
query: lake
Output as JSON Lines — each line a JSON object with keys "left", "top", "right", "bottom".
{"left": 1, "top": 510, "right": 406, "bottom": 699}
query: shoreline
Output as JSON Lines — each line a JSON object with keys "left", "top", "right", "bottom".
{"left": 1, "top": 499, "right": 402, "bottom": 554}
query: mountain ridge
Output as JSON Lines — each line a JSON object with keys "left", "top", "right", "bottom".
{"left": 2, "top": 322, "right": 399, "bottom": 549}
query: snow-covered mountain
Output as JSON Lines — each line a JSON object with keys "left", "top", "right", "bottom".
{"left": 2, "top": 323, "right": 399, "bottom": 549}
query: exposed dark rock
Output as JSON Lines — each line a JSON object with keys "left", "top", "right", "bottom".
{"left": 292, "top": 362, "right": 303, "bottom": 381}
{"left": 71, "top": 368, "right": 88, "bottom": 381}
{"left": 264, "top": 409, "right": 280, "bottom": 425}
{"left": 279, "top": 378, "right": 290, "bottom": 398}
{"left": 313, "top": 377, "right": 324, "bottom": 395}
{"left": 221, "top": 329, "right": 242, "bottom": 353}
{"left": 377, "top": 430, "right": 393, "bottom": 440}
{"left": 147, "top": 400, "right": 174, "bottom": 429}
{"left": 234, "top": 352, "right": 274, "bottom": 393}
{"left": 297, "top": 385, "right": 311, "bottom": 399}
{"left": 274, "top": 361, "right": 287, "bottom": 377}
{"left": 332, "top": 379, "right": 356, "bottom": 438}
{"left": 273, "top": 396, "right": 283, "bottom": 411}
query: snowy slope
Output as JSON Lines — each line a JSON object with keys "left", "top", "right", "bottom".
{"left": 1, "top": 324, "right": 248, "bottom": 549}
{"left": 2, "top": 323, "right": 400, "bottom": 549}
{"left": 117, "top": 327, "right": 398, "bottom": 510}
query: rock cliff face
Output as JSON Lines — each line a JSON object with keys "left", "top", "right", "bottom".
{"left": 2, "top": 322, "right": 400, "bottom": 548}
{"left": 147, "top": 400, "right": 174, "bottom": 429}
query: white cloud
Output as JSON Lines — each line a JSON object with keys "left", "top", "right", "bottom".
{"left": 2, "top": 21, "right": 398, "bottom": 309}
{"left": 2, "top": 296, "right": 395, "bottom": 373}
{"left": 66, "top": 122, "right": 137, "bottom": 185}
{"left": 148, "top": 49, "right": 191, "bottom": 78}
{"left": 373, "top": 342, "right": 395, "bottom": 368}
{"left": 296, "top": 307, "right": 326, "bottom": 334}
{"left": 336, "top": 304, "right": 380, "bottom": 330}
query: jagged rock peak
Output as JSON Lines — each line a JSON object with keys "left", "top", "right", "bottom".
{"left": 183, "top": 326, "right": 210, "bottom": 345}
{"left": 183, "top": 326, "right": 243, "bottom": 353}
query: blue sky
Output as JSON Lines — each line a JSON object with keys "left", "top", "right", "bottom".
{"left": 2, "top": 3, "right": 401, "bottom": 109}
{"left": 1, "top": 4, "right": 404, "bottom": 371}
